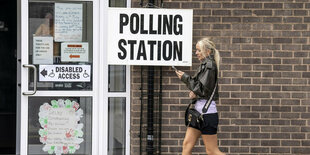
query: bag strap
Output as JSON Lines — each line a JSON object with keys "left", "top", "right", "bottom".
{"left": 202, "top": 70, "right": 218, "bottom": 113}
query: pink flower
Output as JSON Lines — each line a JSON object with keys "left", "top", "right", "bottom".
{"left": 63, "top": 146, "right": 68, "bottom": 153}
{"left": 43, "top": 103, "right": 51, "bottom": 111}
{"left": 73, "top": 102, "right": 79, "bottom": 111}
{"left": 65, "top": 129, "right": 73, "bottom": 138}
{"left": 40, "top": 136, "right": 47, "bottom": 143}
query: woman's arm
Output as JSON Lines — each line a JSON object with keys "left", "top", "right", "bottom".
{"left": 180, "top": 63, "right": 216, "bottom": 98}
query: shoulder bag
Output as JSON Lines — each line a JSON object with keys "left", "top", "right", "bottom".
{"left": 185, "top": 78, "right": 218, "bottom": 129}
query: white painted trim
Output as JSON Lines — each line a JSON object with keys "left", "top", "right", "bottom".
{"left": 99, "top": 0, "right": 109, "bottom": 154}
{"left": 126, "top": 65, "right": 131, "bottom": 155}
{"left": 30, "top": 0, "right": 93, "bottom": 1}
{"left": 127, "top": 0, "right": 131, "bottom": 8}
{"left": 126, "top": 2, "right": 131, "bottom": 154}
{"left": 27, "top": 91, "right": 95, "bottom": 96}
{"left": 102, "top": 1, "right": 131, "bottom": 154}
{"left": 92, "top": 0, "right": 100, "bottom": 154}
{"left": 107, "top": 92, "right": 128, "bottom": 97}
{"left": 20, "top": 0, "right": 29, "bottom": 154}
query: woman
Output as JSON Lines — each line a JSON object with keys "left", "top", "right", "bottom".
{"left": 34, "top": 12, "right": 60, "bottom": 56}
{"left": 35, "top": 12, "right": 54, "bottom": 36}
{"left": 175, "top": 38, "right": 225, "bottom": 155}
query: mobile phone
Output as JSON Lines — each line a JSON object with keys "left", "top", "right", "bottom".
{"left": 172, "top": 66, "right": 178, "bottom": 71}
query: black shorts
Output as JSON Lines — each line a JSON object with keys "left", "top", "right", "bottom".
{"left": 189, "top": 113, "right": 219, "bottom": 135}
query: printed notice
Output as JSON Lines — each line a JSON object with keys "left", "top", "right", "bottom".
{"left": 39, "top": 65, "right": 91, "bottom": 82}
{"left": 33, "top": 36, "right": 53, "bottom": 64}
{"left": 54, "top": 3, "right": 83, "bottom": 42}
{"left": 39, "top": 99, "right": 84, "bottom": 155}
{"left": 61, "top": 43, "right": 89, "bottom": 62}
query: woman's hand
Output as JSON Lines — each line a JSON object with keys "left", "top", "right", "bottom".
{"left": 175, "top": 70, "right": 184, "bottom": 79}
{"left": 189, "top": 91, "right": 197, "bottom": 99}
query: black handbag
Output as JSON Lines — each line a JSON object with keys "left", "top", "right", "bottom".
{"left": 185, "top": 80, "right": 218, "bottom": 128}
{"left": 185, "top": 104, "right": 204, "bottom": 128}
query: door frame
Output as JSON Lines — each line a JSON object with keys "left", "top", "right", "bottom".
{"left": 100, "top": 1, "right": 131, "bottom": 154}
{"left": 17, "top": 0, "right": 132, "bottom": 154}
{"left": 18, "top": 0, "right": 100, "bottom": 154}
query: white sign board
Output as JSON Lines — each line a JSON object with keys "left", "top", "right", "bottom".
{"left": 107, "top": 8, "right": 193, "bottom": 66}
{"left": 54, "top": 3, "right": 83, "bottom": 42}
{"left": 33, "top": 36, "right": 53, "bottom": 64}
{"left": 61, "top": 42, "right": 89, "bottom": 62}
{"left": 39, "top": 99, "right": 84, "bottom": 155}
{"left": 39, "top": 65, "right": 91, "bottom": 82}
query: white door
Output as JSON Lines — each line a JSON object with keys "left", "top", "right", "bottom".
{"left": 18, "top": 0, "right": 99, "bottom": 154}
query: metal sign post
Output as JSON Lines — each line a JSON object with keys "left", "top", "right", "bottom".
{"left": 146, "top": 1, "right": 155, "bottom": 154}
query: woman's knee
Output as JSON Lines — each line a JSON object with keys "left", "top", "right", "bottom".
{"left": 182, "top": 141, "right": 195, "bottom": 155}
{"left": 183, "top": 127, "right": 201, "bottom": 150}
{"left": 182, "top": 139, "right": 194, "bottom": 149}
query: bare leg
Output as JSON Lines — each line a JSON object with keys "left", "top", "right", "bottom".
{"left": 201, "top": 134, "right": 225, "bottom": 155}
{"left": 182, "top": 127, "right": 201, "bottom": 155}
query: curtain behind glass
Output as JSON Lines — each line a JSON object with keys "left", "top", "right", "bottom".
{"left": 109, "top": 0, "right": 126, "bottom": 7}
{"left": 108, "top": 65, "right": 126, "bottom": 92}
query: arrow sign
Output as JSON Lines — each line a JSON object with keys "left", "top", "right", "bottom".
{"left": 40, "top": 69, "right": 48, "bottom": 77}
{"left": 61, "top": 42, "right": 88, "bottom": 62}
{"left": 70, "top": 54, "right": 80, "bottom": 58}
{"left": 39, "top": 65, "right": 91, "bottom": 82}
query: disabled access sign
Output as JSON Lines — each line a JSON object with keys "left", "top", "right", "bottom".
{"left": 39, "top": 65, "right": 91, "bottom": 82}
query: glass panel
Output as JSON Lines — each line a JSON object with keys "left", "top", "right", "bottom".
{"left": 109, "top": 0, "right": 126, "bottom": 7}
{"left": 108, "top": 97, "right": 126, "bottom": 155}
{"left": 28, "top": 1, "right": 93, "bottom": 90}
{"left": 0, "top": 1, "right": 16, "bottom": 152}
{"left": 0, "top": 31, "right": 16, "bottom": 153}
{"left": 108, "top": 65, "right": 126, "bottom": 92}
{"left": 28, "top": 97, "right": 92, "bottom": 155}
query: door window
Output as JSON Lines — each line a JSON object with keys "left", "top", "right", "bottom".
{"left": 22, "top": 1, "right": 95, "bottom": 155}
{"left": 28, "top": 97, "right": 92, "bottom": 155}
{"left": 28, "top": 1, "right": 93, "bottom": 91}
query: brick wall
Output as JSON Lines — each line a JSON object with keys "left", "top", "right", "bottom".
{"left": 131, "top": 0, "right": 310, "bottom": 154}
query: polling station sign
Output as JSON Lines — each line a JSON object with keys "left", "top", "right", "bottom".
{"left": 39, "top": 65, "right": 91, "bottom": 82}
{"left": 107, "top": 8, "right": 193, "bottom": 66}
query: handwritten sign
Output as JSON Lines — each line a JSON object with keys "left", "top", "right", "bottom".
{"left": 61, "top": 42, "right": 89, "bottom": 62}
{"left": 33, "top": 36, "right": 53, "bottom": 64}
{"left": 39, "top": 99, "right": 83, "bottom": 155}
{"left": 54, "top": 3, "right": 83, "bottom": 42}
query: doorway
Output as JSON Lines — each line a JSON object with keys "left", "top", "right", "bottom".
{"left": 0, "top": 0, "right": 17, "bottom": 154}
{"left": 16, "top": 0, "right": 131, "bottom": 154}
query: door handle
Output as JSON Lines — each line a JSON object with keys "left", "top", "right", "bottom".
{"left": 22, "top": 64, "right": 37, "bottom": 95}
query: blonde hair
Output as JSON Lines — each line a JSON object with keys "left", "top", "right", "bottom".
{"left": 197, "top": 38, "right": 220, "bottom": 74}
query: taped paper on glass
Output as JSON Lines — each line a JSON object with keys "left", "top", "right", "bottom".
{"left": 39, "top": 99, "right": 84, "bottom": 155}
{"left": 54, "top": 3, "right": 83, "bottom": 42}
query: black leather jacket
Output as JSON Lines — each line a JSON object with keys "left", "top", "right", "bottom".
{"left": 181, "top": 55, "right": 219, "bottom": 103}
